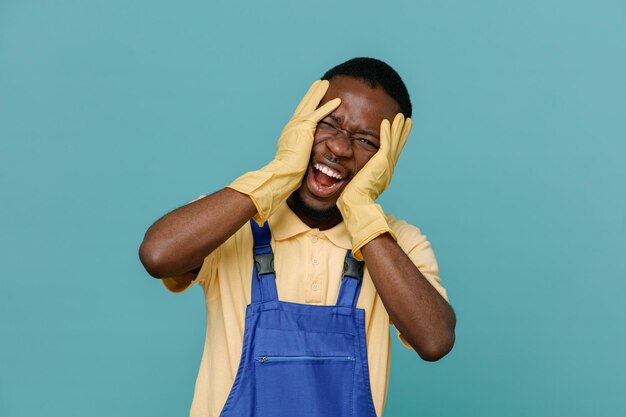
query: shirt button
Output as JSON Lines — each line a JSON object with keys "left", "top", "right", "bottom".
{"left": 312, "top": 236, "right": 318, "bottom": 243}
{"left": 311, "top": 281, "right": 320, "bottom": 291}
{"left": 312, "top": 258, "right": 319, "bottom": 265}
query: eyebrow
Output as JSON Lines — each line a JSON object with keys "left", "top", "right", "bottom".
{"left": 328, "top": 115, "right": 380, "bottom": 139}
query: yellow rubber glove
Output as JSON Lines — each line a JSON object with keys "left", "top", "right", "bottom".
{"left": 336, "top": 113, "right": 412, "bottom": 260}
{"left": 227, "top": 80, "right": 341, "bottom": 225}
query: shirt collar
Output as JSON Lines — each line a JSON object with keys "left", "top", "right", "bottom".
{"left": 269, "top": 203, "right": 352, "bottom": 250}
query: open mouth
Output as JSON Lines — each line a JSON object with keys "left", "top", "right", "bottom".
{"left": 306, "top": 162, "right": 346, "bottom": 198}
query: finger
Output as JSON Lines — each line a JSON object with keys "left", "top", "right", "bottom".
{"left": 390, "top": 113, "right": 405, "bottom": 158}
{"left": 396, "top": 118, "right": 413, "bottom": 160}
{"left": 396, "top": 117, "right": 412, "bottom": 160}
{"left": 308, "top": 97, "right": 341, "bottom": 122}
{"left": 293, "top": 80, "right": 321, "bottom": 116}
{"left": 293, "top": 80, "right": 328, "bottom": 117}
{"left": 379, "top": 118, "right": 392, "bottom": 154}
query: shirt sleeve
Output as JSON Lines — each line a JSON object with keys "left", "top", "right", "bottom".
{"left": 386, "top": 215, "right": 449, "bottom": 349}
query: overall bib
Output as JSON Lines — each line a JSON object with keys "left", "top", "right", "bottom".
{"left": 218, "top": 221, "right": 379, "bottom": 417}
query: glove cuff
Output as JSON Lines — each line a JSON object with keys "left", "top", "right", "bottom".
{"left": 337, "top": 201, "right": 396, "bottom": 261}
{"left": 227, "top": 160, "right": 305, "bottom": 225}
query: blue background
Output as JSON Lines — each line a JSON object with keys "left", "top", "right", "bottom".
{"left": 1, "top": 1, "right": 625, "bottom": 416}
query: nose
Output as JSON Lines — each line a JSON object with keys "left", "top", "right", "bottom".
{"left": 325, "top": 130, "right": 353, "bottom": 158}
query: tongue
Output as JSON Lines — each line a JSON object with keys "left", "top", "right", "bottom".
{"left": 315, "top": 170, "right": 338, "bottom": 187}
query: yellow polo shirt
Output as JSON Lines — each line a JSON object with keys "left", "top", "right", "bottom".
{"left": 163, "top": 202, "right": 448, "bottom": 417}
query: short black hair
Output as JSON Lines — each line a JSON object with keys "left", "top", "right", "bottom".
{"left": 322, "top": 57, "right": 412, "bottom": 118}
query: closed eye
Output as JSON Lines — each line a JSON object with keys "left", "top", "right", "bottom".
{"left": 354, "top": 137, "right": 379, "bottom": 150}
{"left": 318, "top": 119, "right": 379, "bottom": 150}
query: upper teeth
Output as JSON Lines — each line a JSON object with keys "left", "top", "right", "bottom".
{"left": 314, "top": 163, "right": 343, "bottom": 180}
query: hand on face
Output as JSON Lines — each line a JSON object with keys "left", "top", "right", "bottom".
{"left": 227, "top": 80, "right": 340, "bottom": 225}
{"left": 276, "top": 80, "right": 342, "bottom": 171}
{"left": 342, "top": 113, "right": 412, "bottom": 202}
{"left": 334, "top": 112, "right": 412, "bottom": 260}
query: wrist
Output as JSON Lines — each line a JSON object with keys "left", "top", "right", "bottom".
{"left": 337, "top": 200, "right": 395, "bottom": 260}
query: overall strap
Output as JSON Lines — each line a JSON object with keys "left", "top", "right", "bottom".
{"left": 250, "top": 220, "right": 279, "bottom": 304}
{"left": 335, "top": 250, "right": 365, "bottom": 308}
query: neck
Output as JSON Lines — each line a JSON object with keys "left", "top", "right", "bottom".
{"left": 286, "top": 193, "right": 343, "bottom": 231}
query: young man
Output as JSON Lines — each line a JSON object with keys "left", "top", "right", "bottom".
{"left": 139, "top": 58, "right": 456, "bottom": 417}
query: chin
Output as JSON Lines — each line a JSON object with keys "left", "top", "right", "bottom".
{"left": 289, "top": 188, "right": 341, "bottom": 221}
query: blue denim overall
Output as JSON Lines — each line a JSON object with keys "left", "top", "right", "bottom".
{"left": 218, "top": 220, "right": 378, "bottom": 417}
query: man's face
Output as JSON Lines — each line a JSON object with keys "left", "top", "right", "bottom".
{"left": 293, "top": 75, "right": 401, "bottom": 218}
